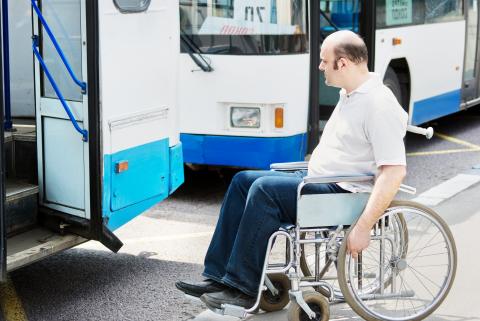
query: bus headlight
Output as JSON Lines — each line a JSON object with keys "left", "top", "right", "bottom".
{"left": 230, "top": 107, "right": 261, "bottom": 128}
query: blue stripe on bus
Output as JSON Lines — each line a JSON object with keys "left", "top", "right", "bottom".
{"left": 412, "top": 89, "right": 461, "bottom": 125}
{"left": 103, "top": 140, "right": 184, "bottom": 231}
{"left": 180, "top": 133, "right": 307, "bottom": 169}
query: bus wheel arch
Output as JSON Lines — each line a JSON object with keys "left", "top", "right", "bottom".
{"left": 383, "top": 59, "right": 411, "bottom": 114}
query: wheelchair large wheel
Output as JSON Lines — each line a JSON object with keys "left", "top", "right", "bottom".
{"left": 337, "top": 201, "right": 457, "bottom": 321}
{"left": 287, "top": 291, "right": 329, "bottom": 321}
{"left": 300, "top": 212, "right": 408, "bottom": 299}
{"left": 259, "top": 273, "right": 290, "bottom": 312}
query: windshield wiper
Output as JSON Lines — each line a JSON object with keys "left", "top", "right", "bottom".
{"left": 180, "top": 30, "right": 213, "bottom": 72}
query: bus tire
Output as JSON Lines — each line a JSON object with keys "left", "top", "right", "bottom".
{"left": 383, "top": 67, "right": 403, "bottom": 106}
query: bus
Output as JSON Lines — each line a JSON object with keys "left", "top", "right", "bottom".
{"left": 177, "top": 0, "right": 475, "bottom": 169}
{"left": 0, "top": 0, "right": 183, "bottom": 280}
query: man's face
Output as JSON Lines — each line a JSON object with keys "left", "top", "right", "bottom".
{"left": 319, "top": 43, "right": 341, "bottom": 88}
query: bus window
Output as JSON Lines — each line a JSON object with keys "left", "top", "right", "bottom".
{"left": 319, "top": 0, "right": 361, "bottom": 33}
{"left": 179, "top": 0, "right": 308, "bottom": 55}
{"left": 464, "top": 0, "right": 478, "bottom": 81}
{"left": 318, "top": 1, "right": 361, "bottom": 108}
{"left": 425, "top": 0, "right": 463, "bottom": 23}
{"left": 376, "top": 0, "right": 463, "bottom": 29}
{"left": 376, "top": 0, "right": 425, "bottom": 28}
{"left": 41, "top": 0, "right": 83, "bottom": 102}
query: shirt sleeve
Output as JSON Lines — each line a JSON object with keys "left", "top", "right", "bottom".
{"left": 365, "top": 99, "right": 408, "bottom": 168}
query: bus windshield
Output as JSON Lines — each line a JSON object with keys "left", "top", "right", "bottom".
{"left": 180, "top": 0, "right": 308, "bottom": 55}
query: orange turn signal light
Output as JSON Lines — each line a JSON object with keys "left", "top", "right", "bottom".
{"left": 115, "top": 161, "right": 129, "bottom": 173}
{"left": 275, "top": 107, "right": 284, "bottom": 128}
{"left": 392, "top": 37, "right": 402, "bottom": 46}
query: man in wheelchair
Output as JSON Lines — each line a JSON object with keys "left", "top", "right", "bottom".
{"left": 176, "top": 30, "right": 408, "bottom": 311}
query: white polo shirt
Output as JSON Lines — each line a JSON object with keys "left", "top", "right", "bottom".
{"left": 308, "top": 73, "right": 408, "bottom": 192}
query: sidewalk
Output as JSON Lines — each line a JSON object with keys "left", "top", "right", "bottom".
{"left": 432, "top": 178, "right": 480, "bottom": 320}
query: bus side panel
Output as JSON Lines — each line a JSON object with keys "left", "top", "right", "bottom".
{"left": 374, "top": 21, "right": 465, "bottom": 125}
{"left": 98, "top": 0, "right": 182, "bottom": 230}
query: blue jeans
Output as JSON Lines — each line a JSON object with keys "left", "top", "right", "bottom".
{"left": 202, "top": 170, "right": 348, "bottom": 296}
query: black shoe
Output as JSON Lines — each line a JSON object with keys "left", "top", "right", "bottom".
{"left": 175, "top": 279, "right": 227, "bottom": 298}
{"left": 200, "top": 288, "right": 256, "bottom": 310}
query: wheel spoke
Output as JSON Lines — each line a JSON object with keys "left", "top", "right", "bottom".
{"left": 336, "top": 204, "right": 455, "bottom": 320}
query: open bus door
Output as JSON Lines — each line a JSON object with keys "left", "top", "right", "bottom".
{"left": 31, "top": 0, "right": 121, "bottom": 252}
{"left": 0, "top": 0, "right": 181, "bottom": 278}
{"left": 1, "top": 0, "right": 6, "bottom": 281}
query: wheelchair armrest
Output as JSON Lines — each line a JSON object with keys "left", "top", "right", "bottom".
{"left": 270, "top": 161, "right": 308, "bottom": 171}
{"left": 297, "top": 173, "right": 374, "bottom": 198}
{"left": 302, "top": 173, "right": 375, "bottom": 185}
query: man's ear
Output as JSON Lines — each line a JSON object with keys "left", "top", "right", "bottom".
{"left": 338, "top": 57, "right": 347, "bottom": 69}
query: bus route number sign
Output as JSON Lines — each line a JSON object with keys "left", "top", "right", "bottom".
{"left": 386, "top": 0, "right": 412, "bottom": 26}
{"left": 234, "top": 0, "right": 271, "bottom": 24}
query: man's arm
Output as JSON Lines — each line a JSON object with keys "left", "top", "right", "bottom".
{"left": 347, "top": 164, "right": 407, "bottom": 259}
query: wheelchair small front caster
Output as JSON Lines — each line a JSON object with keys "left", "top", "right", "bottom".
{"left": 287, "top": 291, "right": 330, "bottom": 321}
{"left": 259, "top": 273, "right": 290, "bottom": 312}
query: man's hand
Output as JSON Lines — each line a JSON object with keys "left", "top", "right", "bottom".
{"left": 346, "top": 165, "right": 406, "bottom": 260}
{"left": 347, "top": 222, "right": 371, "bottom": 260}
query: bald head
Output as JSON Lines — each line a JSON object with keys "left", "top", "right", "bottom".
{"left": 324, "top": 30, "right": 364, "bottom": 47}
{"left": 323, "top": 30, "right": 368, "bottom": 67}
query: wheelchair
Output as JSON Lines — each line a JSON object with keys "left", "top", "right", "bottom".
{"left": 207, "top": 126, "right": 457, "bottom": 321}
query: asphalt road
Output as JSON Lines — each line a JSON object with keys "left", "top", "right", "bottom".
{"left": 3, "top": 108, "right": 480, "bottom": 321}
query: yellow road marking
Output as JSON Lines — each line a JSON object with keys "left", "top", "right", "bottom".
{"left": 407, "top": 148, "right": 480, "bottom": 157}
{"left": 434, "top": 132, "right": 480, "bottom": 149}
{"left": 407, "top": 131, "right": 480, "bottom": 157}
{"left": 0, "top": 277, "right": 28, "bottom": 321}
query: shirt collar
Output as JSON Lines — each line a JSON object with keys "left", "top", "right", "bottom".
{"left": 339, "top": 72, "right": 382, "bottom": 97}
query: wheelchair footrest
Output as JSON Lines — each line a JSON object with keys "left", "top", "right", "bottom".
{"left": 221, "top": 304, "right": 248, "bottom": 318}
{"left": 183, "top": 294, "right": 203, "bottom": 305}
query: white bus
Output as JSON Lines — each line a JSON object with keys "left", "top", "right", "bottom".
{"left": 178, "top": 0, "right": 476, "bottom": 169}
{"left": 0, "top": 0, "right": 182, "bottom": 279}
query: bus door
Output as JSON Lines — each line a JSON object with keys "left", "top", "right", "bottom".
{"left": 462, "top": 0, "right": 480, "bottom": 103}
{"left": 308, "top": 0, "right": 365, "bottom": 152}
{"left": 33, "top": 0, "right": 92, "bottom": 221}
{"left": 0, "top": 0, "right": 6, "bottom": 281}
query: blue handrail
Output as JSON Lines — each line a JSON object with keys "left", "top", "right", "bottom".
{"left": 31, "top": 0, "right": 87, "bottom": 94}
{"left": 33, "top": 36, "right": 88, "bottom": 142}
